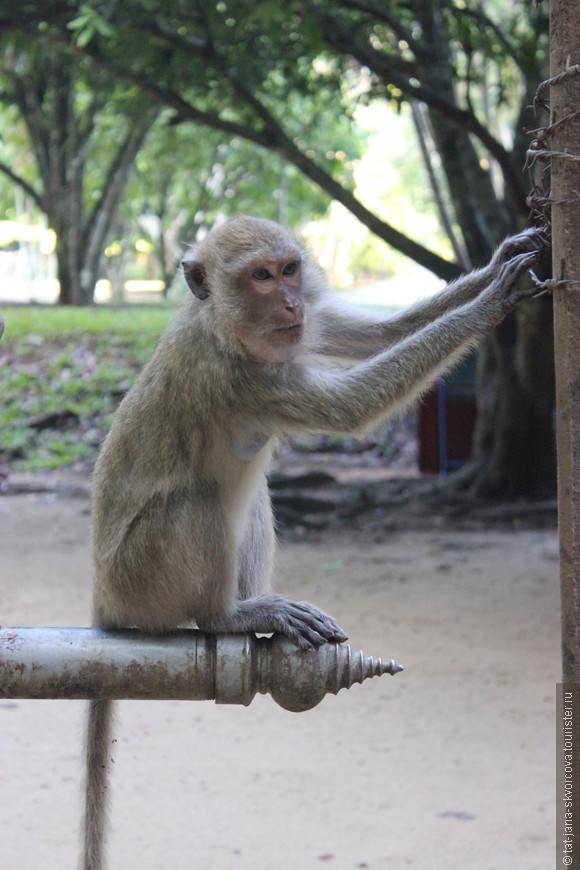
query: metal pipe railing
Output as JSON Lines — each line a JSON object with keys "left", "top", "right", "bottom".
{"left": 0, "top": 627, "right": 403, "bottom": 712}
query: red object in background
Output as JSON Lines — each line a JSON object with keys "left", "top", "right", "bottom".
{"left": 418, "top": 354, "right": 477, "bottom": 474}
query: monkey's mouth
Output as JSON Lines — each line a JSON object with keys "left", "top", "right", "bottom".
{"left": 275, "top": 324, "right": 304, "bottom": 343}
{"left": 275, "top": 324, "right": 303, "bottom": 334}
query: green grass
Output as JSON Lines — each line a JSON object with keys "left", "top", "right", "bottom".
{"left": 1, "top": 304, "right": 174, "bottom": 342}
{"left": 0, "top": 305, "right": 177, "bottom": 471}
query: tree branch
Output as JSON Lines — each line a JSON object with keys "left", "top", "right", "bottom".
{"left": 319, "top": 13, "right": 528, "bottom": 208}
{"left": 76, "top": 36, "right": 461, "bottom": 280}
{"left": 6, "top": 72, "right": 51, "bottom": 184}
{"left": 458, "top": 7, "right": 524, "bottom": 68}
{"left": 84, "top": 105, "right": 159, "bottom": 270}
{"left": 409, "top": 101, "right": 471, "bottom": 270}
{"left": 0, "top": 159, "right": 45, "bottom": 211}
{"left": 0, "top": 2, "right": 70, "bottom": 29}
{"left": 312, "top": 0, "right": 416, "bottom": 46}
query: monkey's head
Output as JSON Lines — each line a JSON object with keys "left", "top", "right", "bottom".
{"left": 182, "top": 214, "right": 325, "bottom": 363}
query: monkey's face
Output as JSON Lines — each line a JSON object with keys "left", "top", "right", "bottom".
{"left": 234, "top": 257, "right": 306, "bottom": 363}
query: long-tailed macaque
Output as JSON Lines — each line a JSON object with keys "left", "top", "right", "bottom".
{"left": 84, "top": 214, "right": 545, "bottom": 868}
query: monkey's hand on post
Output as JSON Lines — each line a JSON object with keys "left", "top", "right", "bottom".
{"left": 487, "top": 226, "right": 548, "bottom": 286}
{"left": 484, "top": 240, "right": 547, "bottom": 319}
{"left": 452, "top": 226, "right": 548, "bottom": 309}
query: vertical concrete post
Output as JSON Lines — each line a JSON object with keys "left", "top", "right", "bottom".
{"left": 550, "top": 0, "right": 580, "bottom": 684}
{"left": 550, "top": 0, "right": 580, "bottom": 855}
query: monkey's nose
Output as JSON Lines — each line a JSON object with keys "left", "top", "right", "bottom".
{"left": 285, "top": 299, "right": 305, "bottom": 320}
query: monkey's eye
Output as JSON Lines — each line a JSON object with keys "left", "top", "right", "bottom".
{"left": 252, "top": 267, "right": 272, "bottom": 281}
{"left": 282, "top": 262, "right": 298, "bottom": 276}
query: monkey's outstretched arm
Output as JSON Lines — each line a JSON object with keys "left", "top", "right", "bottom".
{"left": 316, "top": 228, "right": 545, "bottom": 360}
{"left": 251, "top": 247, "right": 541, "bottom": 435}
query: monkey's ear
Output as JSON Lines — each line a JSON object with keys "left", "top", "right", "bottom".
{"left": 182, "top": 259, "right": 210, "bottom": 300}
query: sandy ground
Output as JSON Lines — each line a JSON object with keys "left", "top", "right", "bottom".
{"left": 0, "top": 490, "right": 559, "bottom": 870}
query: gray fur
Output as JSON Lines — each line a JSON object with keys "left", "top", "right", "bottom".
{"left": 83, "top": 216, "right": 545, "bottom": 869}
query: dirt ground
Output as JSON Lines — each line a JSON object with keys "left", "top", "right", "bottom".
{"left": 0, "top": 484, "right": 559, "bottom": 870}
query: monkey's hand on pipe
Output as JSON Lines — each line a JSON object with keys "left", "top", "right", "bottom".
{"left": 207, "top": 595, "right": 348, "bottom": 650}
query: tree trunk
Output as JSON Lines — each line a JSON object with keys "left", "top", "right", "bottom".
{"left": 1, "top": 42, "right": 158, "bottom": 305}
{"left": 416, "top": 4, "right": 556, "bottom": 499}
{"left": 466, "top": 297, "right": 556, "bottom": 498}
{"left": 55, "top": 246, "right": 76, "bottom": 306}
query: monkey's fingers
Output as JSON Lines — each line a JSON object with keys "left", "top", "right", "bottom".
{"left": 499, "top": 250, "right": 541, "bottom": 289}
{"left": 272, "top": 607, "right": 346, "bottom": 649}
{"left": 282, "top": 600, "right": 348, "bottom": 648}
{"left": 291, "top": 600, "right": 348, "bottom": 639}
{"left": 497, "top": 226, "right": 548, "bottom": 264}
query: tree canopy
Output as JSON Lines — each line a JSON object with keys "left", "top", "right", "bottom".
{"left": 0, "top": 0, "right": 554, "bottom": 497}
{"left": 0, "top": 1, "right": 548, "bottom": 281}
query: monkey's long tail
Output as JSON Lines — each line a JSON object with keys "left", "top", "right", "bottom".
{"left": 83, "top": 699, "right": 114, "bottom": 870}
